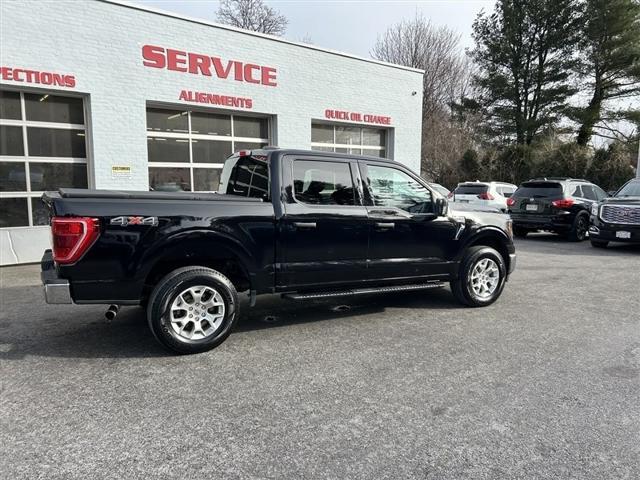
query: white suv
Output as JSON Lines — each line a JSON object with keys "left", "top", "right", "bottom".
{"left": 450, "top": 181, "right": 517, "bottom": 212}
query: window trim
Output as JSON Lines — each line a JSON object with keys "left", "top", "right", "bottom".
{"left": 0, "top": 89, "right": 90, "bottom": 228}
{"left": 286, "top": 155, "right": 363, "bottom": 208}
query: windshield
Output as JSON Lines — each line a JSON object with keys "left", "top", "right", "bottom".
{"left": 616, "top": 180, "right": 640, "bottom": 197}
{"left": 513, "top": 182, "right": 563, "bottom": 198}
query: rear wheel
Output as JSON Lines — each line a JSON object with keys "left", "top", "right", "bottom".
{"left": 567, "top": 213, "right": 589, "bottom": 242}
{"left": 590, "top": 239, "right": 608, "bottom": 248}
{"left": 450, "top": 246, "right": 507, "bottom": 307}
{"left": 147, "top": 266, "right": 239, "bottom": 354}
{"left": 513, "top": 226, "right": 529, "bottom": 238}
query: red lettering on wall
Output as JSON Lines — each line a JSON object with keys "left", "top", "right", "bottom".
{"left": 178, "top": 89, "right": 253, "bottom": 109}
{"left": 262, "top": 67, "right": 277, "bottom": 87}
{"left": 142, "top": 45, "right": 166, "bottom": 68}
{"left": 0, "top": 66, "right": 77, "bottom": 89}
{"left": 212, "top": 57, "right": 234, "bottom": 80}
{"left": 187, "top": 53, "right": 212, "bottom": 76}
{"left": 166, "top": 49, "right": 188, "bottom": 72}
{"left": 325, "top": 109, "right": 392, "bottom": 126}
{"left": 243, "top": 64, "right": 261, "bottom": 84}
{"left": 142, "top": 45, "right": 277, "bottom": 87}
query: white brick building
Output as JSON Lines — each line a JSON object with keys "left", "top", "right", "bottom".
{"left": 0, "top": 0, "right": 424, "bottom": 264}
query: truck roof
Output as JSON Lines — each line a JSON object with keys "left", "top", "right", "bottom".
{"left": 241, "top": 147, "right": 401, "bottom": 165}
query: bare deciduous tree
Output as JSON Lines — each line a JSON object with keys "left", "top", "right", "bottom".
{"left": 371, "top": 14, "right": 479, "bottom": 184}
{"left": 216, "top": 0, "right": 288, "bottom": 36}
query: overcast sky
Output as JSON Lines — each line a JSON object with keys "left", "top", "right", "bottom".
{"left": 134, "top": 0, "right": 495, "bottom": 57}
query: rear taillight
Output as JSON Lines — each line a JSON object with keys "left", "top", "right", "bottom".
{"left": 51, "top": 217, "right": 100, "bottom": 264}
{"left": 447, "top": 192, "right": 454, "bottom": 198}
{"left": 552, "top": 198, "right": 574, "bottom": 209}
{"left": 478, "top": 192, "right": 495, "bottom": 200}
{"left": 506, "top": 197, "right": 516, "bottom": 207}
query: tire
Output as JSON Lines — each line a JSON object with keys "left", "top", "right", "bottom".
{"left": 147, "top": 266, "right": 239, "bottom": 354}
{"left": 590, "top": 239, "right": 608, "bottom": 248}
{"left": 567, "top": 212, "right": 589, "bottom": 242}
{"left": 450, "top": 246, "right": 507, "bottom": 308}
{"left": 513, "top": 226, "right": 529, "bottom": 238}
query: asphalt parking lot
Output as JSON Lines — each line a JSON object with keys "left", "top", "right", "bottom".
{"left": 1, "top": 236, "right": 639, "bottom": 480}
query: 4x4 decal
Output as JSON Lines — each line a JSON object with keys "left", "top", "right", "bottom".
{"left": 110, "top": 216, "right": 158, "bottom": 226}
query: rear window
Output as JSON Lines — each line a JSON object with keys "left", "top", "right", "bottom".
{"left": 219, "top": 155, "right": 269, "bottom": 199}
{"left": 454, "top": 184, "right": 488, "bottom": 194}
{"left": 514, "top": 182, "right": 563, "bottom": 198}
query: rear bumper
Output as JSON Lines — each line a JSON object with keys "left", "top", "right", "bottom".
{"left": 41, "top": 250, "right": 72, "bottom": 304}
{"left": 510, "top": 213, "right": 573, "bottom": 231}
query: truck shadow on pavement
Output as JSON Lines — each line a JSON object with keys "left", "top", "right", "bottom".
{"left": 0, "top": 285, "right": 461, "bottom": 360}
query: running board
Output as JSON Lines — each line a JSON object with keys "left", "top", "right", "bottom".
{"left": 282, "top": 282, "right": 446, "bottom": 301}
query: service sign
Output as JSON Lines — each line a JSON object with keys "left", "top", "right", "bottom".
{"left": 142, "top": 45, "right": 278, "bottom": 87}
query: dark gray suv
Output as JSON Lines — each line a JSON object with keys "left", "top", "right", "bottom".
{"left": 507, "top": 177, "right": 608, "bottom": 241}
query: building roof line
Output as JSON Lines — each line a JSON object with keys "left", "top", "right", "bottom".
{"left": 100, "top": 0, "right": 425, "bottom": 75}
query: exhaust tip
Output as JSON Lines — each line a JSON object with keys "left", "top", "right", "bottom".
{"left": 105, "top": 304, "right": 120, "bottom": 321}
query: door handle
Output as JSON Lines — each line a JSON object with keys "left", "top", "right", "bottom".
{"left": 375, "top": 222, "right": 395, "bottom": 229}
{"left": 293, "top": 222, "right": 317, "bottom": 229}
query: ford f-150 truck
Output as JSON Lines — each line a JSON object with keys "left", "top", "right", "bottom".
{"left": 41, "top": 148, "right": 516, "bottom": 354}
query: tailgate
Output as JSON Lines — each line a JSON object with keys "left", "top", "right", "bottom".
{"left": 510, "top": 182, "right": 564, "bottom": 215}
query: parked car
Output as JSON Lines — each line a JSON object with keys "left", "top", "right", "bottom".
{"left": 41, "top": 148, "right": 516, "bottom": 354}
{"left": 450, "top": 181, "right": 517, "bottom": 212}
{"left": 428, "top": 182, "right": 450, "bottom": 197}
{"left": 589, "top": 178, "right": 640, "bottom": 248}
{"left": 507, "top": 177, "right": 607, "bottom": 241}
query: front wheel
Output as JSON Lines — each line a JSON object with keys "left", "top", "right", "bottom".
{"left": 147, "top": 266, "right": 239, "bottom": 354}
{"left": 450, "top": 246, "right": 507, "bottom": 307}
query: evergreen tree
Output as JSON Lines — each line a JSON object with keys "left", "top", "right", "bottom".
{"left": 574, "top": 0, "right": 640, "bottom": 146}
{"left": 471, "top": 0, "right": 582, "bottom": 145}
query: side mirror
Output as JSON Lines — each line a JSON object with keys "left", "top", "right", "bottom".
{"left": 607, "top": 190, "right": 617, "bottom": 197}
{"left": 435, "top": 197, "right": 448, "bottom": 216}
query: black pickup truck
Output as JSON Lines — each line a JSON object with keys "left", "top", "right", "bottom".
{"left": 589, "top": 178, "right": 640, "bottom": 248}
{"left": 41, "top": 148, "right": 516, "bottom": 354}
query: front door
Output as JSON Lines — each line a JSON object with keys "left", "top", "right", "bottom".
{"left": 277, "top": 156, "right": 369, "bottom": 289}
{"left": 359, "top": 161, "right": 458, "bottom": 281}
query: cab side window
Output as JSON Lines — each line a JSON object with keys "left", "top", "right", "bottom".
{"left": 292, "top": 160, "right": 356, "bottom": 206}
{"left": 364, "top": 164, "right": 433, "bottom": 214}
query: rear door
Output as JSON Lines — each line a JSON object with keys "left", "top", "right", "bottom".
{"left": 277, "top": 155, "right": 369, "bottom": 289}
{"left": 360, "top": 161, "right": 458, "bottom": 281}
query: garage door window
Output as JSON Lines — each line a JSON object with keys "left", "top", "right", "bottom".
{"left": 0, "top": 90, "right": 88, "bottom": 228}
{"left": 311, "top": 122, "right": 387, "bottom": 158}
{"left": 146, "top": 107, "right": 269, "bottom": 192}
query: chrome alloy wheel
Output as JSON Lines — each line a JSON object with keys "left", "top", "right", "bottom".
{"left": 169, "top": 286, "right": 226, "bottom": 340}
{"left": 469, "top": 258, "right": 500, "bottom": 299}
